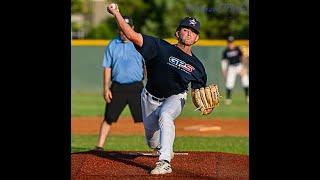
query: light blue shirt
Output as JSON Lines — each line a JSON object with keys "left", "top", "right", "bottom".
{"left": 102, "top": 36, "right": 144, "bottom": 84}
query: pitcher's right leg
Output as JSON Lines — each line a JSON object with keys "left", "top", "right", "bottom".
{"left": 141, "top": 88, "right": 161, "bottom": 149}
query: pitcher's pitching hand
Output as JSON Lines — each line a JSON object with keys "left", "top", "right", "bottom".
{"left": 106, "top": 3, "right": 119, "bottom": 15}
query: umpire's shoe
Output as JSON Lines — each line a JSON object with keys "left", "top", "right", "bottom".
{"left": 150, "top": 160, "right": 172, "bottom": 175}
{"left": 93, "top": 146, "right": 104, "bottom": 151}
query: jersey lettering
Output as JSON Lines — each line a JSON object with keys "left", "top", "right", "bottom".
{"left": 226, "top": 50, "right": 239, "bottom": 57}
{"left": 168, "top": 56, "right": 195, "bottom": 74}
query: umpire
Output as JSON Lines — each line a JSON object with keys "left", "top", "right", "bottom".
{"left": 95, "top": 16, "right": 145, "bottom": 151}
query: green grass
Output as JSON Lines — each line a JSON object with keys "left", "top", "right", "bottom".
{"left": 71, "top": 91, "right": 248, "bottom": 119}
{"left": 71, "top": 135, "right": 248, "bottom": 155}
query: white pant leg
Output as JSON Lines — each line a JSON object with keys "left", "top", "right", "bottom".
{"left": 158, "top": 92, "right": 187, "bottom": 162}
{"left": 235, "top": 64, "right": 249, "bottom": 87}
{"left": 226, "top": 65, "right": 238, "bottom": 89}
{"left": 240, "top": 74, "right": 249, "bottom": 87}
{"left": 141, "top": 89, "right": 161, "bottom": 149}
{"left": 239, "top": 64, "right": 249, "bottom": 87}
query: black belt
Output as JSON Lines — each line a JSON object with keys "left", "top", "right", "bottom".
{"left": 230, "top": 62, "right": 240, "bottom": 66}
{"left": 145, "top": 91, "right": 165, "bottom": 102}
{"left": 113, "top": 81, "right": 143, "bottom": 85}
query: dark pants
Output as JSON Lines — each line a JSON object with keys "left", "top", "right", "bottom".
{"left": 104, "top": 81, "right": 143, "bottom": 125}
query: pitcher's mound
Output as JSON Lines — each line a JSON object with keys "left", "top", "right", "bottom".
{"left": 72, "top": 151, "right": 248, "bottom": 179}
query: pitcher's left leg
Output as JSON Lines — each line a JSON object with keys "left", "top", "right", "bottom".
{"left": 158, "top": 93, "right": 186, "bottom": 162}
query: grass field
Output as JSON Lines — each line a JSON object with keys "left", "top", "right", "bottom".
{"left": 71, "top": 135, "right": 248, "bottom": 155}
{"left": 71, "top": 91, "right": 249, "bottom": 119}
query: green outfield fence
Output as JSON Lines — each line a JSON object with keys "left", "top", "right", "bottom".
{"left": 71, "top": 39, "right": 249, "bottom": 93}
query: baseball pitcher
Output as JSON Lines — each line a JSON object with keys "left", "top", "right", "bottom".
{"left": 107, "top": 3, "right": 220, "bottom": 175}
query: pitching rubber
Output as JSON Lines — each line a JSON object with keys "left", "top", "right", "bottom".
{"left": 127, "top": 152, "right": 189, "bottom": 156}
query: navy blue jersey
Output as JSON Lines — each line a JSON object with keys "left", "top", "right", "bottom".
{"left": 134, "top": 34, "right": 207, "bottom": 98}
{"left": 222, "top": 46, "right": 243, "bottom": 65}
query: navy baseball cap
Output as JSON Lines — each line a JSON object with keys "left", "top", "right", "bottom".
{"left": 227, "top": 36, "right": 235, "bottom": 42}
{"left": 123, "top": 16, "right": 133, "bottom": 27}
{"left": 177, "top": 17, "right": 200, "bottom": 34}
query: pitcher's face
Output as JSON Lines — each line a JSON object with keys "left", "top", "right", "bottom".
{"left": 177, "top": 27, "right": 199, "bottom": 46}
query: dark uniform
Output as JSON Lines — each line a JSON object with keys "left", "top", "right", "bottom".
{"left": 222, "top": 46, "right": 243, "bottom": 65}
{"left": 136, "top": 34, "right": 207, "bottom": 98}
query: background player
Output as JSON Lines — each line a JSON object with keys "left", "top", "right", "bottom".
{"left": 221, "top": 36, "right": 249, "bottom": 105}
{"left": 94, "top": 16, "right": 145, "bottom": 151}
{"left": 107, "top": 3, "right": 211, "bottom": 175}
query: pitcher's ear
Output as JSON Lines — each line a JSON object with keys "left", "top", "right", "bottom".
{"left": 175, "top": 31, "right": 179, "bottom": 38}
{"left": 195, "top": 35, "right": 199, "bottom": 42}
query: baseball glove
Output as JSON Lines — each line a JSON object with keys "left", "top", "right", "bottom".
{"left": 192, "top": 84, "right": 221, "bottom": 115}
{"left": 240, "top": 45, "right": 249, "bottom": 77}
{"left": 241, "top": 45, "right": 249, "bottom": 59}
{"left": 240, "top": 65, "right": 248, "bottom": 76}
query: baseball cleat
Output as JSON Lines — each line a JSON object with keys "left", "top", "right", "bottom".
{"left": 150, "top": 160, "right": 172, "bottom": 175}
